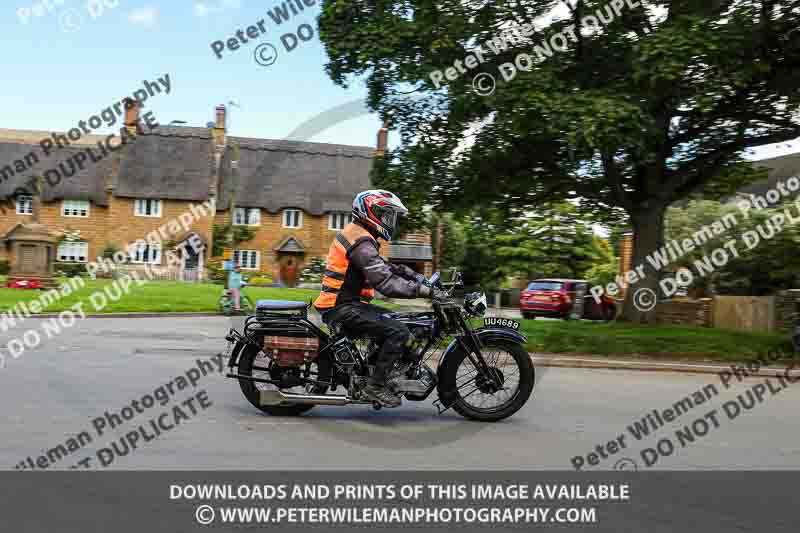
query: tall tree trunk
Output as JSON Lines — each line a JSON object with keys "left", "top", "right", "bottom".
{"left": 622, "top": 205, "right": 667, "bottom": 323}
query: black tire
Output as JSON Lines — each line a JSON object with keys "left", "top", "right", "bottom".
{"left": 237, "top": 344, "right": 316, "bottom": 416}
{"left": 522, "top": 313, "right": 536, "bottom": 320}
{"left": 437, "top": 339, "right": 534, "bottom": 422}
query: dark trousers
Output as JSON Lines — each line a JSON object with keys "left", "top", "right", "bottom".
{"left": 323, "top": 302, "right": 410, "bottom": 384}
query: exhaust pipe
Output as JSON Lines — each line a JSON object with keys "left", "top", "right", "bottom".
{"left": 259, "top": 390, "right": 357, "bottom": 406}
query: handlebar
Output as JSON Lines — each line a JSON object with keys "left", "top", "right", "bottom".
{"left": 426, "top": 269, "right": 464, "bottom": 299}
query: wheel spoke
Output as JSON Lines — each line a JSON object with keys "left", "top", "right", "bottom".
{"left": 454, "top": 346, "right": 524, "bottom": 414}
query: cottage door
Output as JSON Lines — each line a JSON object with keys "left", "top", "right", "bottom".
{"left": 182, "top": 243, "right": 200, "bottom": 282}
{"left": 20, "top": 244, "right": 37, "bottom": 274}
{"left": 278, "top": 255, "right": 300, "bottom": 287}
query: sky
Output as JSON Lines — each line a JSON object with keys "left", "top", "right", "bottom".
{"left": 2, "top": 0, "right": 797, "bottom": 159}
{"left": 2, "top": 0, "right": 382, "bottom": 147}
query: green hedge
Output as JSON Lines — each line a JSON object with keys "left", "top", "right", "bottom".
{"left": 55, "top": 262, "right": 87, "bottom": 278}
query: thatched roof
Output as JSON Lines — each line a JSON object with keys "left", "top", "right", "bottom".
{"left": 112, "top": 126, "right": 215, "bottom": 201}
{"left": 0, "top": 141, "right": 111, "bottom": 206}
{"left": 217, "top": 137, "right": 374, "bottom": 214}
{"left": 1, "top": 126, "right": 376, "bottom": 213}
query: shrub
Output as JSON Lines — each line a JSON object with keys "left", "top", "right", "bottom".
{"left": 206, "top": 257, "right": 227, "bottom": 284}
{"left": 212, "top": 224, "right": 257, "bottom": 256}
{"left": 102, "top": 242, "right": 121, "bottom": 259}
{"left": 55, "top": 262, "right": 87, "bottom": 278}
{"left": 299, "top": 257, "right": 326, "bottom": 283}
{"left": 0, "top": 260, "right": 10, "bottom": 275}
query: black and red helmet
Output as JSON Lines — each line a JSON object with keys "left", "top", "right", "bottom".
{"left": 352, "top": 190, "right": 408, "bottom": 241}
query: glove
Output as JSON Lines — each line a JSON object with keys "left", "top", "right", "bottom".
{"left": 431, "top": 287, "right": 449, "bottom": 300}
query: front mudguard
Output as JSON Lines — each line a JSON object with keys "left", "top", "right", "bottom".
{"left": 436, "top": 328, "right": 528, "bottom": 408}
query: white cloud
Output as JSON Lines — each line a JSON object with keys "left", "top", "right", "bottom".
{"left": 193, "top": 3, "right": 210, "bottom": 16}
{"left": 128, "top": 6, "right": 158, "bottom": 26}
{"left": 194, "top": 0, "right": 241, "bottom": 17}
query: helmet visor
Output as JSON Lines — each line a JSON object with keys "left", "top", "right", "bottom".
{"left": 380, "top": 209, "right": 398, "bottom": 229}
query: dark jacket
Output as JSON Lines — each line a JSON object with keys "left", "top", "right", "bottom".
{"left": 314, "top": 222, "right": 429, "bottom": 310}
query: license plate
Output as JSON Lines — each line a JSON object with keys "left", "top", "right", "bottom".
{"left": 483, "top": 317, "right": 521, "bottom": 331}
{"left": 533, "top": 295, "right": 549, "bottom": 301}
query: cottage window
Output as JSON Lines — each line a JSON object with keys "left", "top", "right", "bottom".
{"left": 282, "top": 209, "right": 302, "bottom": 229}
{"left": 131, "top": 242, "right": 161, "bottom": 264}
{"left": 234, "top": 207, "right": 261, "bottom": 226}
{"left": 57, "top": 241, "right": 88, "bottom": 263}
{"left": 134, "top": 199, "right": 162, "bottom": 217}
{"left": 233, "top": 250, "right": 259, "bottom": 270}
{"left": 16, "top": 195, "right": 33, "bottom": 215}
{"left": 62, "top": 199, "right": 89, "bottom": 217}
{"left": 328, "top": 212, "right": 351, "bottom": 230}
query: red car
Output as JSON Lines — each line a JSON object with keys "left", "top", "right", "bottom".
{"left": 519, "top": 279, "right": 616, "bottom": 321}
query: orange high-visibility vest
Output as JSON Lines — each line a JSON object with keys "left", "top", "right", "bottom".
{"left": 313, "top": 224, "right": 376, "bottom": 309}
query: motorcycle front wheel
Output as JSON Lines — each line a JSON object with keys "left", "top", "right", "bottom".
{"left": 437, "top": 339, "right": 534, "bottom": 422}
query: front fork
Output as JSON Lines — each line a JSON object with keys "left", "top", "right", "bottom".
{"left": 456, "top": 332, "right": 502, "bottom": 388}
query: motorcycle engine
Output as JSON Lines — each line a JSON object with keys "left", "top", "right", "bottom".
{"left": 387, "top": 362, "right": 437, "bottom": 400}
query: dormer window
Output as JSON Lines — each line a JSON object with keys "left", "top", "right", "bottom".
{"left": 328, "top": 212, "right": 351, "bottom": 230}
{"left": 282, "top": 209, "right": 302, "bottom": 229}
{"left": 234, "top": 207, "right": 261, "bottom": 226}
{"left": 16, "top": 195, "right": 33, "bottom": 215}
{"left": 134, "top": 199, "right": 162, "bottom": 217}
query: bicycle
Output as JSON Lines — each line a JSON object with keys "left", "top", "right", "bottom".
{"left": 218, "top": 280, "right": 254, "bottom": 316}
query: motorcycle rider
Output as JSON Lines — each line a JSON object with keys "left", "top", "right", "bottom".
{"left": 313, "top": 190, "right": 442, "bottom": 408}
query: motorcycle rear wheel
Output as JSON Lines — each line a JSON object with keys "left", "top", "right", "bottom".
{"left": 237, "top": 344, "right": 319, "bottom": 416}
{"left": 438, "top": 339, "right": 534, "bottom": 422}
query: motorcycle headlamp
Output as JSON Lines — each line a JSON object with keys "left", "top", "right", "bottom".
{"left": 464, "top": 292, "right": 488, "bottom": 317}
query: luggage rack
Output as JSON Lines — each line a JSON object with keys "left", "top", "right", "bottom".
{"left": 243, "top": 299, "right": 329, "bottom": 341}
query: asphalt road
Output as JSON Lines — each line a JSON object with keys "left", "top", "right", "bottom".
{"left": 1, "top": 317, "right": 798, "bottom": 471}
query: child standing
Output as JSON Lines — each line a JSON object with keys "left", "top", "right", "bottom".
{"left": 228, "top": 265, "right": 243, "bottom": 311}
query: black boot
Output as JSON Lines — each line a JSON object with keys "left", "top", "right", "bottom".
{"left": 362, "top": 380, "right": 401, "bottom": 408}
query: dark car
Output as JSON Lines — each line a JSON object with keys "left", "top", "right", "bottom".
{"left": 519, "top": 279, "right": 616, "bottom": 321}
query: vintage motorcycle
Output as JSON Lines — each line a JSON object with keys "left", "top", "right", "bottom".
{"left": 224, "top": 272, "right": 534, "bottom": 421}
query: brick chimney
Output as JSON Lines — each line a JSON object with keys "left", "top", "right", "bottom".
{"left": 123, "top": 98, "right": 141, "bottom": 134}
{"left": 213, "top": 104, "right": 226, "bottom": 147}
{"left": 375, "top": 122, "right": 389, "bottom": 156}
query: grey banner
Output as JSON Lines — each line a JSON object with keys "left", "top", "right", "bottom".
{"left": 0, "top": 471, "right": 795, "bottom": 532}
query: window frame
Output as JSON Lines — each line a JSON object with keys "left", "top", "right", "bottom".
{"left": 16, "top": 195, "right": 33, "bottom": 215}
{"left": 234, "top": 207, "right": 261, "bottom": 226}
{"left": 61, "top": 199, "right": 90, "bottom": 218}
{"left": 328, "top": 211, "right": 351, "bottom": 231}
{"left": 134, "top": 198, "right": 163, "bottom": 218}
{"left": 57, "top": 241, "right": 89, "bottom": 263}
{"left": 233, "top": 249, "right": 260, "bottom": 270}
{"left": 129, "top": 241, "right": 162, "bottom": 265}
{"left": 282, "top": 209, "right": 303, "bottom": 229}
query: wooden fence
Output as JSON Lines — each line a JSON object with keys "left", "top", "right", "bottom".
{"left": 712, "top": 296, "right": 776, "bottom": 333}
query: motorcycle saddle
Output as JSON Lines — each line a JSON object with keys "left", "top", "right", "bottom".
{"left": 255, "top": 300, "right": 308, "bottom": 311}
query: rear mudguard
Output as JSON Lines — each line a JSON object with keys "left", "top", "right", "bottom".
{"left": 436, "top": 328, "right": 528, "bottom": 407}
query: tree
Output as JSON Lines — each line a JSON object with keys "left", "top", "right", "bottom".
{"left": 493, "top": 202, "right": 597, "bottom": 280}
{"left": 458, "top": 210, "right": 504, "bottom": 291}
{"left": 430, "top": 212, "right": 467, "bottom": 271}
{"left": 665, "top": 199, "right": 800, "bottom": 296}
{"left": 320, "top": 0, "right": 800, "bottom": 321}
{"left": 585, "top": 236, "right": 619, "bottom": 288}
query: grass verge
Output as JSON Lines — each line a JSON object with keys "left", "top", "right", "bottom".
{"left": 0, "top": 279, "right": 322, "bottom": 313}
{"left": 0, "top": 278, "right": 790, "bottom": 361}
{"left": 518, "top": 319, "right": 791, "bottom": 362}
